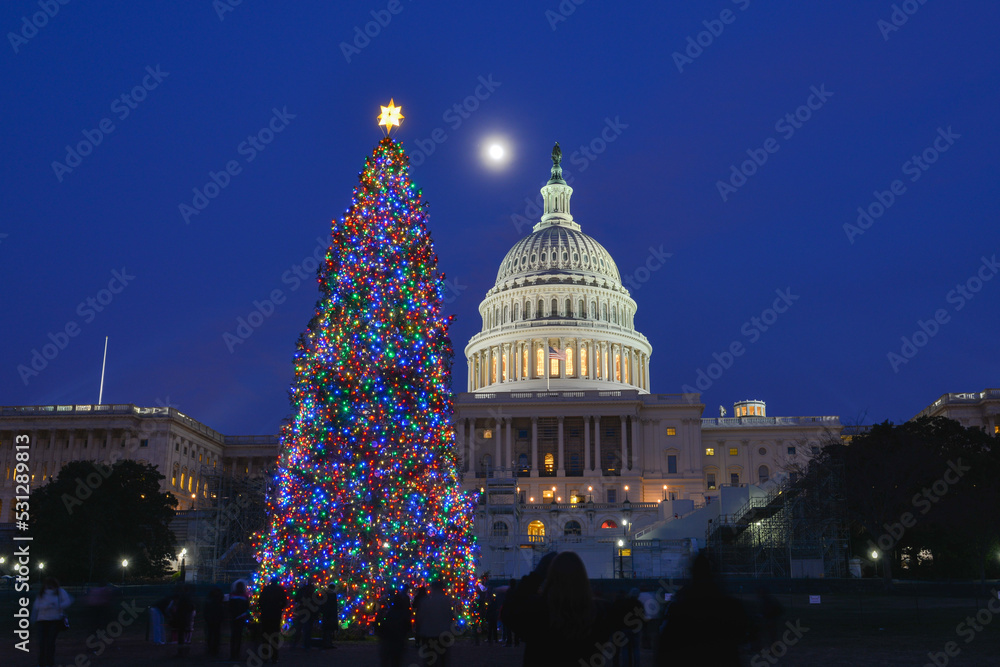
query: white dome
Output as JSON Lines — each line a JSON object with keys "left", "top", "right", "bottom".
{"left": 465, "top": 143, "right": 652, "bottom": 395}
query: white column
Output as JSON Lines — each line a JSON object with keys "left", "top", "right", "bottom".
{"left": 630, "top": 417, "right": 640, "bottom": 473}
{"left": 557, "top": 416, "right": 565, "bottom": 476}
{"left": 531, "top": 417, "right": 539, "bottom": 477}
{"left": 494, "top": 417, "right": 502, "bottom": 469}
{"left": 620, "top": 416, "right": 628, "bottom": 474}
{"left": 505, "top": 418, "right": 513, "bottom": 470}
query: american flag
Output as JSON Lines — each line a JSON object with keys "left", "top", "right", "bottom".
{"left": 548, "top": 346, "right": 567, "bottom": 361}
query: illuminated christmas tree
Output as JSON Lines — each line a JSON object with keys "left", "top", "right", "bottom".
{"left": 253, "top": 101, "right": 478, "bottom": 628}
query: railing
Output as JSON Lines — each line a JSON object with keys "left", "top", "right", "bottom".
{"left": 520, "top": 501, "right": 660, "bottom": 511}
{"left": 701, "top": 416, "right": 841, "bottom": 427}
{"left": 466, "top": 389, "right": 641, "bottom": 402}
{"left": 0, "top": 404, "right": 226, "bottom": 441}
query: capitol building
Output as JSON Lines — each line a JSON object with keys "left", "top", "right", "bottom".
{"left": 2, "top": 145, "right": 997, "bottom": 580}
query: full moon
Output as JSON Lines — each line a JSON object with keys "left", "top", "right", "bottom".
{"left": 488, "top": 144, "right": 504, "bottom": 160}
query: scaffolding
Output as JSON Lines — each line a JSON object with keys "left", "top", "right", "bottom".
{"left": 476, "top": 467, "right": 524, "bottom": 580}
{"left": 706, "top": 477, "right": 848, "bottom": 578}
{"left": 186, "top": 465, "right": 272, "bottom": 583}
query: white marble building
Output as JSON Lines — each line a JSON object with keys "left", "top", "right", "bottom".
{"left": 453, "top": 145, "right": 842, "bottom": 578}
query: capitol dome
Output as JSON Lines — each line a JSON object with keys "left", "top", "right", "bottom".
{"left": 466, "top": 143, "right": 652, "bottom": 394}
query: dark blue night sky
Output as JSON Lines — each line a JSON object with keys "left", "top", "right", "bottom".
{"left": 2, "top": 1, "right": 997, "bottom": 434}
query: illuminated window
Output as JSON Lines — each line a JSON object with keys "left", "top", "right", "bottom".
{"left": 542, "top": 489, "right": 554, "bottom": 501}
{"left": 580, "top": 345, "right": 588, "bottom": 376}
{"left": 188, "top": 476, "right": 193, "bottom": 492}
{"left": 491, "top": 355, "right": 497, "bottom": 384}
{"left": 550, "top": 355, "right": 559, "bottom": 377}
{"left": 596, "top": 346, "right": 602, "bottom": 378}
{"left": 666, "top": 428, "right": 676, "bottom": 436}
{"left": 601, "top": 519, "right": 618, "bottom": 529}
{"left": 544, "top": 453, "right": 555, "bottom": 473}
{"left": 522, "top": 347, "right": 528, "bottom": 378}
{"left": 536, "top": 346, "right": 543, "bottom": 376}
{"left": 566, "top": 346, "right": 574, "bottom": 376}
{"left": 623, "top": 353, "right": 629, "bottom": 383}
{"left": 483, "top": 429, "right": 493, "bottom": 439}
{"left": 502, "top": 353, "right": 508, "bottom": 381}
{"left": 729, "top": 448, "right": 738, "bottom": 456}
{"left": 527, "top": 521, "right": 545, "bottom": 542}
{"left": 564, "top": 520, "right": 582, "bottom": 536}
{"left": 705, "top": 448, "right": 715, "bottom": 456}
{"left": 614, "top": 352, "right": 621, "bottom": 382}
{"left": 180, "top": 472, "right": 185, "bottom": 489}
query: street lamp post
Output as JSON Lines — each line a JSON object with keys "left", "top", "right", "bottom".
{"left": 38, "top": 562, "right": 45, "bottom": 584}
{"left": 121, "top": 559, "right": 128, "bottom": 585}
{"left": 617, "top": 539, "right": 624, "bottom": 579}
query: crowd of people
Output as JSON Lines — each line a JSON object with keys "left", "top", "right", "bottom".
{"left": 30, "top": 551, "right": 776, "bottom": 667}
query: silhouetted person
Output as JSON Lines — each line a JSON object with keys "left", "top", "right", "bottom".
{"left": 412, "top": 586, "right": 429, "bottom": 656}
{"left": 415, "top": 580, "right": 455, "bottom": 667}
{"left": 505, "top": 551, "right": 613, "bottom": 667}
{"left": 501, "top": 578, "right": 519, "bottom": 647}
{"left": 321, "top": 583, "right": 340, "bottom": 648}
{"left": 620, "top": 588, "right": 644, "bottom": 667}
{"left": 294, "top": 580, "right": 316, "bottom": 649}
{"left": 203, "top": 586, "right": 225, "bottom": 657}
{"left": 228, "top": 581, "right": 250, "bottom": 660}
{"left": 656, "top": 552, "right": 750, "bottom": 666}
{"left": 484, "top": 588, "right": 500, "bottom": 644}
{"left": 377, "top": 589, "right": 412, "bottom": 667}
{"left": 33, "top": 576, "right": 73, "bottom": 667}
{"left": 755, "top": 585, "right": 784, "bottom": 650}
{"left": 167, "top": 585, "right": 196, "bottom": 656}
{"left": 259, "top": 578, "right": 287, "bottom": 664}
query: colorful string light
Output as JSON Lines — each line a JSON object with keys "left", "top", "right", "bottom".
{"left": 252, "top": 137, "right": 479, "bottom": 629}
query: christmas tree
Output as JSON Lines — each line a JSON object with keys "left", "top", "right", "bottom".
{"left": 253, "top": 102, "right": 478, "bottom": 628}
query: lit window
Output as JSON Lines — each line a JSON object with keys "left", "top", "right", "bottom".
{"left": 483, "top": 429, "right": 493, "bottom": 439}
{"left": 544, "top": 453, "right": 555, "bottom": 473}
{"left": 601, "top": 519, "right": 618, "bottom": 529}
{"left": 536, "top": 347, "right": 543, "bottom": 376}
{"left": 527, "top": 521, "right": 545, "bottom": 542}
{"left": 623, "top": 354, "right": 629, "bottom": 383}
{"left": 596, "top": 346, "right": 602, "bottom": 378}
{"left": 705, "top": 448, "right": 715, "bottom": 456}
{"left": 522, "top": 347, "right": 529, "bottom": 378}
{"left": 666, "top": 428, "right": 676, "bottom": 436}
{"left": 550, "top": 355, "right": 559, "bottom": 377}
{"left": 502, "top": 353, "right": 508, "bottom": 381}
{"left": 566, "top": 346, "right": 574, "bottom": 376}
{"left": 580, "top": 345, "right": 588, "bottom": 376}
{"left": 614, "top": 352, "right": 621, "bottom": 382}
{"left": 729, "top": 448, "right": 738, "bottom": 456}
{"left": 542, "top": 490, "right": 554, "bottom": 501}
{"left": 491, "top": 355, "right": 497, "bottom": 383}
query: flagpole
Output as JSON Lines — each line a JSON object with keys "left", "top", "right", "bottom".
{"left": 98, "top": 336, "right": 108, "bottom": 404}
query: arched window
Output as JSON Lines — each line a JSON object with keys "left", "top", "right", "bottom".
{"left": 566, "top": 346, "right": 574, "bottom": 376}
{"left": 564, "top": 520, "right": 582, "bottom": 536}
{"left": 580, "top": 344, "right": 588, "bottom": 377}
{"left": 502, "top": 353, "right": 508, "bottom": 381}
{"left": 551, "top": 298, "right": 558, "bottom": 316}
{"left": 565, "top": 298, "right": 572, "bottom": 316}
{"left": 514, "top": 303, "right": 520, "bottom": 320}
{"left": 491, "top": 521, "right": 509, "bottom": 537}
{"left": 525, "top": 301, "right": 532, "bottom": 319}
{"left": 535, "top": 346, "right": 544, "bottom": 376}
{"left": 481, "top": 454, "right": 493, "bottom": 471}
{"left": 590, "top": 301, "right": 597, "bottom": 318}
{"left": 600, "top": 519, "right": 618, "bottom": 529}
{"left": 528, "top": 520, "right": 545, "bottom": 542}
{"left": 615, "top": 352, "right": 621, "bottom": 382}
{"left": 601, "top": 304, "right": 608, "bottom": 321}
{"left": 522, "top": 347, "right": 529, "bottom": 378}
{"left": 491, "top": 354, "right": 497, "bottom": 384}
{"left": 578, "top": 300, "right": 585, "bottom": 317}
{"left": 623, "top": 352, "right": 629, "bottom": 384}
{"left": 612, "top": 305, "right": 618, "bottom": 324}
{"left": 596, "top": 346, "right": 602, "bottom": 378}
{"left": 544, "top": 453, "right": 555, "bottom": 474}
{"left": 538, "top": 299, "right": 544, "bottom": 317}
{"left": 503, "top": 305, "right": 508, "bottom": 323}
{"left": 758, "top": 465, "right": 770, "bottom": 484}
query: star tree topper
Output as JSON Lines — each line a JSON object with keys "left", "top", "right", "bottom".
{"left": 377, "top": 99, "right": 404, "bottom": 135}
